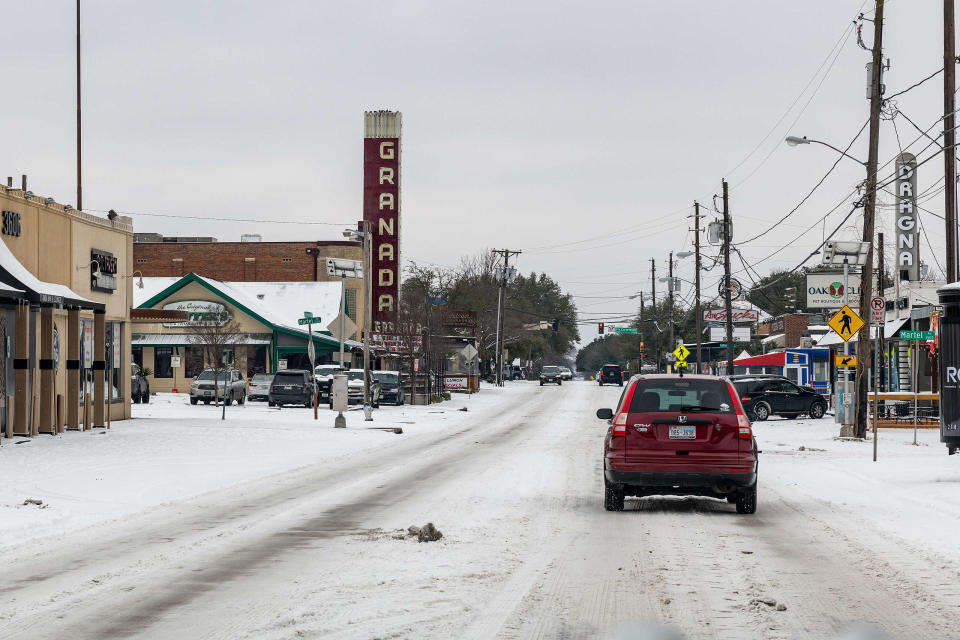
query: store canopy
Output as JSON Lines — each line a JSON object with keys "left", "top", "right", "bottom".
{"left": 0, "top": 238, "right": 100, "bottom": 309}
{"left": 730, "top": 352, "right": 786, "bottom": 368}
{"left": 131, "top": 333, "right": 272, "bottom": 348}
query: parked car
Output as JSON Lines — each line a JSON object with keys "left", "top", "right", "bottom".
{"left": 131, "top": 363, "right": 150, "bottom": 404}
{"left": 598, "top": 374, "right": 758, "bottom": 514}
{"left": 314, "top": 364, "right": 344, "bottom": 401}
{"left": 373, "top": 370, "right": 404, "bottom": 405}
{"left": 598, "top": 364, "right": 624, "bottom": 386}
{"left": 329, "top": 369, "right": 382, "bottom": 408}
{"left": 247, "top": 373, "right": 272, "bottom": 401}
{"left": 559, "top": 367, "right": 573, "bottom": 381}
{"left": 268, "top": 369, "right": 317, "bottom": 407}
{"left": 539, "top": 365, "right": 563, "bottom": 386}
{"left": 190, "top": 369, "right": 247, "bottom": 405}
{"left": 731, "top": 377, "right": 827, "bottom": 421}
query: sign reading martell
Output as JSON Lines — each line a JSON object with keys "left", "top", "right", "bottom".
{"left": 363, "top": 110, "right": 401, "bottom": 329}
{"left": 898, "top": 330, "right": 935, "bottom": 341}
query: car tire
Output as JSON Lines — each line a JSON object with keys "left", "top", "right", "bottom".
{"left": 736, "top": 483, "right": 757, "bottom": 514}
{"left": 190, "top": 397, "right": 198, "bottom": 405}
{"left": 604, "top": 481, "right": 625, "bottom": 512}
{"left": 558, "top": 380, "right": 562, "bottom": 385}
{"left": 754, "top": 402, "right": 771, "bottom": 421}
{"left": 598, "top": 382, "right": 603, "bottom": 387}
{"left": 809, "top": 402, "right": 826, "bottom": 419}
{"left": 540, "top": 381, "right": 544, "bottom": 386}
{"left": 618, "top": 381, "right": 623, "bottom": 387}
{"left": 304, "top": 401, "right": 312, "bottom": 408}
{"left": 203, "top": 400, "right": 210, "bottom": 405}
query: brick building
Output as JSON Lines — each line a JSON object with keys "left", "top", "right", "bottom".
{"left": 133, "top": 234, "right": 362, "bottom": 282}
{"left": 757, "top": 313, "right": 810, "bottom": 348}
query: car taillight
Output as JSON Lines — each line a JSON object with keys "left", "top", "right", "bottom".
{"left": 740, "top": 396, "right": 751, "bottom": 402}
{"left": 612, "top": 411, "right": 628, "bottom": 436}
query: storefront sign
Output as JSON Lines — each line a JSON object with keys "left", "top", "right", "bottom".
{"left": 2, "top": 210, "right": 21, "bottom": 237}
{"left": 82, "top": 322, "right": 93, "bottom": 368}
{"left": 363, "top": 111, "right": 401, "bottom": 328}
{"left": 444, "top": 376, "right": 468, "bottom": 390}
{"left": 709, "top": 326, "right": 751, "bottom": 342}
{"left": 369, "top": 333, "right": 423, "bottom": 354}
{"left": 161, "top": 301, "right": 232, "bottom": 327}
{"left": 171, "top": 355, "right": 182, "bottom": 368}
{"left": 805, "top": 272, "right": 862, "bottom": 309}
{"left": 895, "top": 152, "right": 920, "bottom": 282}
{"left": 703, "top": 308, "right": 759, "bottom": 322}
{"left": 90, "top": 249, "right": 118, "bottom": 293}
{"left": 112, "top": 330, "right": 121, "bottom": 369}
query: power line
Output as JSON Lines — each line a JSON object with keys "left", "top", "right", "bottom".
{"left": 87, "top": 208, "right": 353, "bottom": 227}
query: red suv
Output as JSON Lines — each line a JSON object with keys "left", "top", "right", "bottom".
{"left": 597, "top": 374, "right": 758, "bottom": 514}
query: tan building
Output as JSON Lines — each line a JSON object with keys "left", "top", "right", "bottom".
{"left": 0, "top": 181, "right": 134, "bottom": 438}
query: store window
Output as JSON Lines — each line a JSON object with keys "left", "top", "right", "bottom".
{"left": 155, "top": 347, "right": 173, "bottom": 378}
{"left": 246, "top": 346, "right": 267, "bottom": 378}
{"left": 105, "top": 322, "right": 124, "bottom": 402}
{"left": 185, "top": 346, "right": 204, "bottom": 378}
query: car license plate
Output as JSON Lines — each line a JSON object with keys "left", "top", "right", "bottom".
{"left": 203, "top": 390, "right": 212, "bottom": 396}
{"left": 668, "top": 425, "right": 696, "bottom": 439}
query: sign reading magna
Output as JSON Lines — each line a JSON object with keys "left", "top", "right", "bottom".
{"left": 363, "top": 110, "right": 402, "bottom": 331}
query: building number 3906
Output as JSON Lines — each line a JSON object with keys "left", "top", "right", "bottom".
{"left": 2, "top": 210, "right": 21, "bottom": 237}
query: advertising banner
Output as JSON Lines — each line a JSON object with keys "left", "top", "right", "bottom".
{"left": 444, "top": 376, "right": 468, "bottom": 390}
{"left": 709, "top": 326, "right": 751, "bottom": 342}
{"left": 805, "top": 273, "right": 862, "bottom": 309}
{"left": 82, "top": 322, "right": 93, "bottom": 368}
{"left": 703, "top": 308, "right": 759, "bottom": 322}
{"left": 363, "top": 110, "right": 402, "bottom": 330}
{"left": 938, "top": 314, "right": 960, "bottom": 442}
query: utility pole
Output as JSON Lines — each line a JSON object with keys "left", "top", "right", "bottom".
{"left": 946, "top": 0, "right": 958, "bottom": 281}
{"left": 492, "top": 248, "right": 521, "bottom": 387}
{"left": 722, "top": 179, "right": 734, "bottom": 374}
{"left": 76, "top": 0, "right": 82, "bottom": 211}
{"left": 875, "top": 232, "right": 885, "bottom": 461}
{"left": 693, "top": 201, "right": 702, "bottom": 374}
{"left": 856, "top": 0, "right": 885, "bottom": 439}
{"left": 362, "top": 220, "right": 372, "bottom": 409}
{"left": 650, "top": 258, "right": 656, "bottom": 312}
{"left": 668, "top": 251, "right": 675, "bottom": 355}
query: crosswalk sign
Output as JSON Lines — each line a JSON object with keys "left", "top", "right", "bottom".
{"left": 834, "top": 354, "right": 857, "bottom": 368}
{"left": 827, "top": 304, "right": 865, "bottom": 342}
{"left": 673, "top": 344, "right": 690, "bottom": 362}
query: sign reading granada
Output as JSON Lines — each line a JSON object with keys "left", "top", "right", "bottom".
{"left": 363, "top": 110, "right": 402, "bottom": 329}
{"left": 702, "top": 308, "right": 759, "bottom": 322}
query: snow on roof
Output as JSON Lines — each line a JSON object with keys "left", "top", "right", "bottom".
{"left": 761, "top": 333, "right": 785, "bottom": 344}
{"left": 137, "top": 275, "right": 358, "bottom": 346}
{"left": 0, "top": 238, "right": 93, "bottom": 306}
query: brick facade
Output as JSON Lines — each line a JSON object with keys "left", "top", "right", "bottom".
{"left": 133, "top": 240, "right": 362, "bottom": 282}
{"left": 759, "top": 313, "right": 810, "bottom": 348}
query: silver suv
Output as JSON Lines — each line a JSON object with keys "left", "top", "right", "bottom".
{"left": 190, "top": 369, "right": 247, "bottom": 405}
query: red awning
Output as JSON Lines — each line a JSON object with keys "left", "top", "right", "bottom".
{"left": 731, "top": 352, "right": 786, "bottom": 367}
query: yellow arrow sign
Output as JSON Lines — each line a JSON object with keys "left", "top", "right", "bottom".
{"left": 827, "top": 304, "right": 865, "bottom": 342}
{"left": 834, "top": 354, "right": 858, "bottom": 368}
{"left": 673, "top": 344, "right": 690, "bottom": 362}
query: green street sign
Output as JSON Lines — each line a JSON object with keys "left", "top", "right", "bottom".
{"left": 898, "top": 330, "right": 935, "bottom": 340}
{"left": 615, "top": 327, "right": 638, "bottom": 335}
{"left": 298, "top": 317, "right": 322, "bottom": 325}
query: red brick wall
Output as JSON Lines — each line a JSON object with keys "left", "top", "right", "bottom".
{"left": 133, "top": 241, "right": 362, "bottom": 282}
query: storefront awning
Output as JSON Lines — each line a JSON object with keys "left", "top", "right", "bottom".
{"left": 731, "top": 352, "right": 786, "bottom": 367}
{"left": 132, "top": 333, "right": 272, "bottom": 347}
{"left": 0, "top": 238, "right": 101, "bottom": 309}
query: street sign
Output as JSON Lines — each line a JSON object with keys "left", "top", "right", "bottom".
{"left": 673, "top": 344, "right": 690, "bottom": 362}
{"left": 665, "top": 353, "right": 677, "bottom": 363}
{"left": 827, "top": 304, "right": 864, "bottom": 342}
{"left": 898, "top": 330, "right": 935, "bottom": 341}
{"left": 461, "top": 344, "right": 479, "bottom": 360}
{"left": 615, "top": 327, "right": 638, "bottom": 335}
{"left": 835, "top": 354, "right": 857, "bottom": 368}
{"left": 327, "top": 314, "right": 358, "bottom": 341}
{"left": 870, "top": 296, "right": 885, "bottom": 324}
{"left": 298, "top": 316, "right": 322, "bottom": 325}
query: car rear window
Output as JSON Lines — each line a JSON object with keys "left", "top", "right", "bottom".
{"left": 273, "top": 373, "right": 305, "bottom": 384}
{"left": 603, "top": 366, "right": 621, "bottom": 373}
{"left": 542, "top": 366, "right": 560, "bottom": 374}
{"left": 733, "top": 380, "right": 764, "bottom": 395}
{"left": 629, "top": 379, "right": 733, "bottom": 413}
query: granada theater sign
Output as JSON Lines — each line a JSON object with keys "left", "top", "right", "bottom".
{"left": 363, "top": 110, "right": 401, "bottom": 334}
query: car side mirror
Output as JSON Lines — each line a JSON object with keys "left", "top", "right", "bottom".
{"left": 596, "top": 408, "right": 613, "bottom": 420}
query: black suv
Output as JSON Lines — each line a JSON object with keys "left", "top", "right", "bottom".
{"left": 269, "top": 370, "right": 318, "bottom": 407}
{"left": 731, "top": 376, "right": 827, "bottom": 421}
{"left": 598, "top": 364, "right": 623, "bottom": 387}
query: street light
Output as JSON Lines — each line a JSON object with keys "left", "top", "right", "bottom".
{"left": 784, "top": 135, "right": 867, "bottom": 166}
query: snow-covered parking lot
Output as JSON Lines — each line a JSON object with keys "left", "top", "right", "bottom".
{"left": 0, "top": 381, "right": 959, "bottom": 639}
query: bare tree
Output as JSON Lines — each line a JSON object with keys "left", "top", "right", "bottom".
{"left": 189, "top": 314, "right": 244, "bottom": 420}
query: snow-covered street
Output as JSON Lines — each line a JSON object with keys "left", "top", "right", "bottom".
{"left": 1, "top": 382, "right": 959, "bottom": 639}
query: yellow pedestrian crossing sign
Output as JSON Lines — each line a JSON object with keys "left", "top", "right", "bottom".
{"left": 673, "top": 344, "right": 690, "bottom": 362}
{"left": 834, "top": 354, "right": 857, "bottom": 368}
{"left": 827, "top": 304, "right": 864, "bottom": 342}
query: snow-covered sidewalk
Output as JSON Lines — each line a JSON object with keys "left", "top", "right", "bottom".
{"left": 0, "top": 385, "right": 518, "bottom": 552}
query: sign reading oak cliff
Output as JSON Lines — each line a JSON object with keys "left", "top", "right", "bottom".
{"left": 363, "top": 110, "right": 401, "bottom": 331}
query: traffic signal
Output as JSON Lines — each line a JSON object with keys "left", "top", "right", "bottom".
{"left": 551, "top": 318, "right": 559, "bottom": 332}
{"left": 598, "top": 322, "right": 605, "bottom": 334}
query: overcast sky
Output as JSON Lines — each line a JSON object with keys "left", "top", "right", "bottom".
{"left": 2, "top": 1, "right": 953, "bottom": 341}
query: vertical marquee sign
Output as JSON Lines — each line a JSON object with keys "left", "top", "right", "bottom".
{"left": 363, "top": 110, "right": 402, "bottom": 332}
{"left": 895, "top": 152, "right": 920, "bottom": 282}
